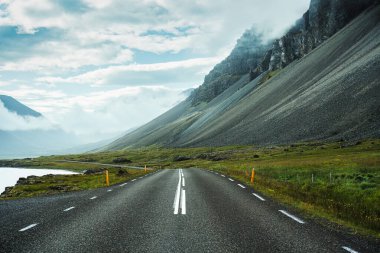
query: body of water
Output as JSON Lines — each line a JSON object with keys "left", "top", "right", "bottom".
{"left": 0, "top": 167, "right": 78, "bottom": 194}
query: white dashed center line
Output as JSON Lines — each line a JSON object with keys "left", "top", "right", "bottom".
{"left": 342, "top": 246, "right": 359, "bottom": 253}
{"left": 279, "top": 210, "right": 305, "bottom": 224}
{"left": 221, "top": 174, "right": 226, "bottom": 177}
{"left": 181, "top": 189, "right": 186, "bottom": 215}
{"left": 237, "top": 184, "right": 246, "bottom": 189}
{"left": 19, "top": 223, "right": 38, "bottom": 232}
{"left": 228, "top": 178, "right": 234, "bottom": 181}
{"left": 252, "top": 193, "right": 265, "bottom": 201}
{"left": 173, "top": 169, "right": 186, "bottom": 215}
{"left": 131, "top": 179, "right": 136, "bottom": 182}
{"left": 107, "top": 189, "right": 113, "bottom": 192}
{"left": 90, "top": 196, "right": 97, "bottom": 200}
{"left": 63, "top": 206, "right": 75, "bottom": 212}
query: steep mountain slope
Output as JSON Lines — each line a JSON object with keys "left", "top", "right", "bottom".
{"left": 0, "top": 95, "right": 42, "bottom": 117}
{"left": 104, "top": 1, "right": 380, "bottom": 150}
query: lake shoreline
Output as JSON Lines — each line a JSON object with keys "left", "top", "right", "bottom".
{"left": 0, "top": 167, "right": 78, "bottom": 196}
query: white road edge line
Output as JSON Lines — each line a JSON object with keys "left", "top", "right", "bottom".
{"left": 131, "top": 179, "right": 136, "bottom": 182}
{"left": 252, "top": 193, "right": 265, "bottom": 201}
{"left": 228, "top": 178, "right": 234, "bottom": 181}
{"left": 180, "top": 189, "right": 186, "bottom": 215}
{"left": 107, "top": 189, "right": 113, "bottom": 192}
{"left": 19, "top": 223, "right": 38, "bottom": 232}
{"left": 90, "top": 196, "right": 97, "bottom": 200}
{"left": 279, "top": 210, "right": 305, "bottom": 224}
{"left": 63, "top": 206, "right": 75, "bottom": 212}
{"left": 342, "top": 246, "right": 359, "bottom": 253}
{"left": 237, "top": 184, "right": 246, "bottom": 189}
{"left": 221, "top": 174, "right": 226, "bottom": 177}
{"left": 120, "top": 183, "right": 127, "bottom": 187}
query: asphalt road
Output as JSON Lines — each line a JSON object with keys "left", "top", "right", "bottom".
{"left": 0, "top": 168, "right": 378, "bottom": 252}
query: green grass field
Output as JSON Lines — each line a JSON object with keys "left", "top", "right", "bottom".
{"left": 1, "top": 139, "right": 379, "bottom": 236}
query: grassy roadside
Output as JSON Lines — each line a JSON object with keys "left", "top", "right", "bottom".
{"left": 0, "top": 168, "right": 150, "bottom": 199}
{"left": 0, "top": 139, "right": 379, "bottom": 237}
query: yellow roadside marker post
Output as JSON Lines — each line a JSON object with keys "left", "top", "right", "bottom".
{"left": 250, "top": 168, "right": 255, "bottom": 184}
{"left": 105, "top": 169, "right": 110, "bottom": 186}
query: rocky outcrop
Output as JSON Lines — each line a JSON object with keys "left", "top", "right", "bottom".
{"left": 192, "top": 0, "right": 377, "bottom": 104}
{"left": 266, "top": 0, "right": 376, "bottom": 72}
{"left": 103, "top": 0, "right": 380, "bottom": 150}
{"left": 190, "top": 28, "right": 271, "bottom": 105}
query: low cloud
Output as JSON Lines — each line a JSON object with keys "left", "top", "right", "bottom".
{"left": 0, "top": 0, "right": 310, "bottom": 143}
{"left": 37, "top": 56, "right": 223, "bottom": 86}
{"left": 0, "top": 102, "right": 54, "bottom": 131}
{"left": 0, "top": 0, "right": 310, "bottom": 71}
{"left": 49, "top": 86, "right": 188, "bottom": 137}
{"left": 1, "top": 85, "right": 189, "bottom": 142}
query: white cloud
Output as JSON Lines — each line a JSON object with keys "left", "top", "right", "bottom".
{"left": 1, "top": 85, "right": 189, "bottom": 141}
{"left": 41, "top": 86, "right": 188, "bottom": 139}
{"left": 0, "top": 0, "right": 72, "bottom": 34}
{"left": 0, "top": 101, "right": 54, "bottom": 131}
{"left": 0, "top": 0, "right": 311, "bottom": 144}
{"left": 0, "top": 0, "right": 310, "bottom": 70}
{"left": 37, "top": 56, "right": 223, "bottom": 86}
{"left": 0, "top": 42, "right": 134, "bottom": 71}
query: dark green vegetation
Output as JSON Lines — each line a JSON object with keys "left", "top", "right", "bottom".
{"left": 1, "top": 139, "right": 379, "bottom": 237}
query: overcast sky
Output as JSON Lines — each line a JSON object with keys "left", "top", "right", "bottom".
{"left": 0, "top": 0, "right": 310, "bottom": 142}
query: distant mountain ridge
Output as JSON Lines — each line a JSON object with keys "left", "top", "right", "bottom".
{"left": 0, "top": 95, "right": 42, "bottom": 117}
{"left": 103, "top": 0, "right": 380, "bottom": 150}
{"left": 0, "top": 95, "right": 86, "bottom": 158}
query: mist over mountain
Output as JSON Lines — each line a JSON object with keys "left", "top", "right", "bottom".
{"left": 191, "top": 29, "right": 271, "bottom": 106}
{"left": 103, "top": 0, "right": 380, "bottom": 150}
{"left": 0, "top": 95, "right": 88, "bottom": 158}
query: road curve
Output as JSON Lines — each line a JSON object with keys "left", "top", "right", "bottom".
{"left": 0, "top": 168, "right": 378, "bottom": 252}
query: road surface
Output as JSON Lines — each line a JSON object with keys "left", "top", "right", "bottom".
{"left": 0, "top": 168, "right": 378, "bottom": 252}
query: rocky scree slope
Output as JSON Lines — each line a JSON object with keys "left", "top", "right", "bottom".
{"left": 104, "top": 0, "right": 380, "bottom": 150}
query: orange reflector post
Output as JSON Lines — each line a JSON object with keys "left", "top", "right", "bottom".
{"left": 251, "top": 168, "right": 255, "bottom": 184}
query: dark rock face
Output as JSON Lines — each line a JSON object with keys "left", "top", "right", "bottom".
{"left": 191, "top": 0, "right": 376, "bottom": 105}
{"left": 172, "top": 156, "right": 191, "bottom": 162}
{"left": 190, "top": 28, "right": 271, "bottom": 105}
{"left": 117, "top": 169, "right": 129, "bottom": 176}
{"left": 267, "top": 0, "right": 376, "bottom": 71}
{"left": 1, "top": 186, "right": 14, "bottom": 197}
{"left": 83, "top": 169, "right": 104, "bottom": 175}
{"left": 16, "top": 175, "right": 42, "bottom": 185}
{"left": 112, "top": 157, "right": 132, "bottom": 163}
